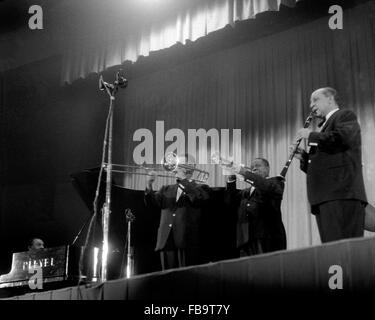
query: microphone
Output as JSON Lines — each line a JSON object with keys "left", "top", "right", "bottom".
{"left": 115, "top": 72, "right": 128, "bottom": 88}
{"left": 99, "top": 75, "right": 114, "bottom": 91}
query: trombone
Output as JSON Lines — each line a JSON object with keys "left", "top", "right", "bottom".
{"left": 103, "top": 152, "right": 209, "bottom": 183}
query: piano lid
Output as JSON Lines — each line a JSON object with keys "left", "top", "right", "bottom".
{"left": 70, "top": 167, "right": 104, "bottom": 213}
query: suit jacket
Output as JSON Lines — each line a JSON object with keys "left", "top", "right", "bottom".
{"left": 226, "top": 170, "right": 287, "bottom": 250}
{"left": 144, "top": 180, "right": 210, "bottom": 251}
{"left": 300, "top": 109, "right": 367, "bottom": 210}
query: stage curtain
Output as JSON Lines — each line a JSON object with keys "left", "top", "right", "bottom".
{"left": 110, "top": 1, "right": 375, "bottom": 249}
{"left": 60, "top": 0, "right": 301, "bottom": 84}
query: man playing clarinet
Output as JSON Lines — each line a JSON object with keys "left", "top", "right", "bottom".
{"left": 295, "top": 87, "right": 367, "bottom": 243}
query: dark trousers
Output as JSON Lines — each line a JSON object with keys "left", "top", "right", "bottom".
{"left": 315, "top": 199, "right": 365, "bottom": 243}
{"left": 239, "top": 237, "right": 286, "bottom": 257}
{"left": 239, "top": 233, "right": 286, "bottom": 257}
{"left": 159, "top": 233, "right": 200, "bottom": 270}
{"left": 239, "top": 240, "right": 263, "bottom": 257}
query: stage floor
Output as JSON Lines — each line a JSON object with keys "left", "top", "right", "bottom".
{"left": 2, "top": 236, "right": 375, "bottom": 300}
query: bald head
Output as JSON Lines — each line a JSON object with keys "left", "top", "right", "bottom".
{"left": 310, "top": 87, "right": 339, "bottom": 118}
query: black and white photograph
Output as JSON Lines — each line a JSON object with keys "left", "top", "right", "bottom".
{"left": 0, "top": 0, "right": 375, "bottom": 312}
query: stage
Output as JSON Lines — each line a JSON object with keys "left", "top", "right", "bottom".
{"left": 3, "top": 236, "right": 375, "bottom": 300}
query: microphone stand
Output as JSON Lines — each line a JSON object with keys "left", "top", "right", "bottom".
{"left": 125, "top": 209, "right": 135, "bottom": 278}
{"left": 71, "top": 215, "right": 91, "bottom": 246}
{"left": 98, "top": 72, "right": 128, "bottom": 282}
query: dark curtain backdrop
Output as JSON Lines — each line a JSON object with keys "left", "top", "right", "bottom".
{"left": 0, "top": 57, "right": 108, "bottom": 269}
{"left": 1, "top": 2, "right": 375, "bottom": 272}
{"left": 117, "top": 1, "right": 375, "bottom": 248}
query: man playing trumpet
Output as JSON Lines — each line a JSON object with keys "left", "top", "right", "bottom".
{"left": 223, "top": 157, "right": 287, "bottom": 256}
{"left": 144, "top": 153, "right": 210, "bottom": 270}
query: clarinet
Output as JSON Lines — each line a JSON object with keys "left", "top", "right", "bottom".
{"left": 279, "top": 111, "right": 315, "bottom": 178}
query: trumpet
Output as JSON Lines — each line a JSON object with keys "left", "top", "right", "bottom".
{"left": 103, "top": 152, "right": 209, "bottom": 183}
{"left": 211, "top": 152, "right": 253, "bottom": 181}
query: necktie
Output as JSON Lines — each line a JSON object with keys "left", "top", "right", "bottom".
{"left": 318, "top": 116, "right": 326, "bottom": 128}
{"left": 176, "top": 186, "right": 183, "bottom": 202}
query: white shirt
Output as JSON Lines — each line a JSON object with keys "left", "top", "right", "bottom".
{"left": 309, "top": 108, "right": 339, "bottom": 147}
{"left": 176, "top": 185, "right": 183, "bottom": 202}
{"left": 249, "top": 186, "right": 255, "bottom": 196}
{"left": 321, "top": 108, "right": 339, "bottom": 129}
{"left": 176, "top": 180, "right": 191, "bottom": 202}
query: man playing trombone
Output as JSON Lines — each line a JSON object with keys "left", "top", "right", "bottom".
{"left": 223, "top": 157, "right": 287, "bottom": 256}
{"left": 144, "top": 153, "right": 210, "bottom": 270}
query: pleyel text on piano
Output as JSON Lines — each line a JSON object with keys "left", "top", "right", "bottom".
{"left": 0, "top": 245, "right": 100, "bottom": 290}
{"left": 22, "top": 257, "right": 55, "bottom": 270}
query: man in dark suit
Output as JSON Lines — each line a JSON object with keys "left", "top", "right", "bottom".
{"left": 225, "top": 158, "right": 287, "bottom": 256}
{"left": 295, "top": 87, "right": 367, "bottom": 243}
{"left": 144, "top": 154, "right": 210, "bottom": 270}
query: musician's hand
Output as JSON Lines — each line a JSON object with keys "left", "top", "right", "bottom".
{"left": 289, "top": 145, "right": 305, "bottom": 160}
{"left": 222, "top": 166, "right": 235, "bottom": 176}
{"left": 296, "top": 128, "right": 312, "bottom": 140}
{"left": 146, "top": 171, "right": 157, "bottom": 189}
{"left": 232, "top": 163, "right": 243, "bottom": 174}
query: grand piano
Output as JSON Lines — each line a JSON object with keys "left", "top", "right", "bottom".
{"left": 0, "top": 167, "right": 240, "bottom": 295}
{"left": 0, "top": 245, "right": 100, "bottom": 290}
{"left": 0, "top": 167, "right": 160, "bottom": 294}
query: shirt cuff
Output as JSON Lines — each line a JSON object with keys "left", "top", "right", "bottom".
{"left": 308, "top": 132, "right": 320, "bottom": 146}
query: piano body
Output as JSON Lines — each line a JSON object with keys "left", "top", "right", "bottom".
{"left": 0, "top": 245, "right": 100, "bottom": 289}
